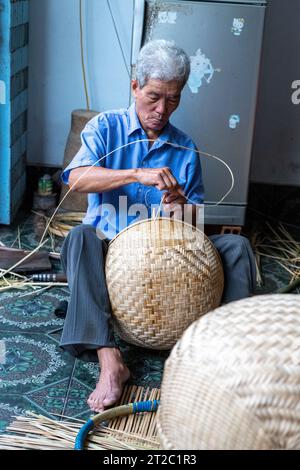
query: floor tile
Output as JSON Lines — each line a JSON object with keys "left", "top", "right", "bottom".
{"left": 63, "top": 377, "right": 93, "bottom": 418}
{"left": 0, "top": 332, "right": 75, "bottom": 395}
{"left": 25, "top": 378, "right": 71, "bottom": 418}
{"left": 0, "top": 394, "right": 55, "bottom": 433}
{"left": 0, "top": 291, "right": 67, "bottom": 333}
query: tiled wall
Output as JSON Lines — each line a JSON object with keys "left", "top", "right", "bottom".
{"left": 10, "top": 0, "right": 28, "bottom": 220}
{"left": 0, "top": 0, "right": 28, "bottom": 224}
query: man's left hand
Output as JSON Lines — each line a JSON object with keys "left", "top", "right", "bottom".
{"left": 163, "top": 187, "right": 186, "bottom": 214}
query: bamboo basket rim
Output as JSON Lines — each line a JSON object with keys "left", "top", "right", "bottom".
{"left": 108, "top": 216, "right": 204, "bottom": 247}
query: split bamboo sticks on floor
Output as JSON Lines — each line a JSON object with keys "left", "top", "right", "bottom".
{"left": 46, "top": 212, "right": 85, "bottom": 238}
{"left": 0, "top": 386, "right": 161, "bottom": 450}
{"left": 252, "top": 223, "right": 300, "bottom": 288}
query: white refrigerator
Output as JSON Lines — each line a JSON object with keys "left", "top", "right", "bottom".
{"left": 131, "top": 0, "right": 267, "bottom": 225}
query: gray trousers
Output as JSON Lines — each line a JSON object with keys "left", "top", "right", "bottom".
{"left": 59, "top": 224, "right": 256, "bottom": 361}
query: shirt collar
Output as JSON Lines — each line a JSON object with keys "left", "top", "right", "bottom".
{"left": 127, "top": 102, "right": 142, "bottom": 136}
{"left": 127, "top": 101, "right": 174, "bottom": 144}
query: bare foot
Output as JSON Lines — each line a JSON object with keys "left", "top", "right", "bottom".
{"left": 87, "top": 348, "right": 130, "bottom": 413}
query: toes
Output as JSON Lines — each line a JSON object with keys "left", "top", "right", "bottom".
{"left": 103, "top": 393, "right": 119, "bottom": 407}
{"left": 87, "top": 396, "right": 105, "bottom": 413}
{"left": 94, "top": 407, "right": 104, "bottom": 414}
{"left": 92, "top": 403, "right": 105, "bottom": 413}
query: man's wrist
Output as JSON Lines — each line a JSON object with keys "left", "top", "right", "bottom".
{"left": 130, "top": 167, "right": 140, "bottom": 183}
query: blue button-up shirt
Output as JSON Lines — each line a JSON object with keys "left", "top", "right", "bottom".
{"left": 62, "top": 102, "right": 204, "bottom": 240}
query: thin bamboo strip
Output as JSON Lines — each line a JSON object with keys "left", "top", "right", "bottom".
{"left": 18, "top": 226, "right": 21, "bottom": 249}
{"left": 254, "top": 254, "right": 263, "bottom": 286}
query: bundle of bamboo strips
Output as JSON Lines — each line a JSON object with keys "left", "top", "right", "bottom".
{"left": 252, "top": 223, "right": 300, "bottom": 288}
{"left": 0, "top": 386, "right": 160, "bottom": 450}
{"left": 46, "top": 212, "right": 85, "bottom": 238}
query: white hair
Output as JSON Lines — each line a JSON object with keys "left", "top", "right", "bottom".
{"left": 136, "top": 39, "right": 190, "bottom": 88}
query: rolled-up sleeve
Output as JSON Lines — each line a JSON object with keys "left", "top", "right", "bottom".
{"left": 61, "top": 118, "right": 107, "bottom": 185}
{"left": 184, "top": 147, "right": 205, "bottom": 205}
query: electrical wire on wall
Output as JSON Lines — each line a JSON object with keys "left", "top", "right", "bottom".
{"left": 79, "top": 0, "right": 90, "bottom": 110}
{"left": 79, "top": 0, "right": 131, "bottom": 109}
{"left": 106, "top": 0, "right": 131, "bottom": 79}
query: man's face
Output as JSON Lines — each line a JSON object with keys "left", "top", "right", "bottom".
{"left": 132, "top": 79, "right": 183, "bottom": 136}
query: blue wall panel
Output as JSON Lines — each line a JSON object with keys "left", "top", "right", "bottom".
{"left": 0, "top": 0, "right": 28, "bottom": 224}
{"left": 0, "top": 0, "right": 11, "bottom": 224}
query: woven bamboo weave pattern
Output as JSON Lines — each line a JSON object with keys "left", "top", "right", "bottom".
{"left": 157, "top": 294, "right": 300, "bottom": 449}
{"left": 105, "top": 217, "right": 224, "bottom": 349}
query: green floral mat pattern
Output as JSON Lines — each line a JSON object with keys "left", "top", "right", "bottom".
{"left": 0, "top": 208, "right": 298, "bottom": 435}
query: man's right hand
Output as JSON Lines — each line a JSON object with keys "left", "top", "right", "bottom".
{"left": 136, "top": 167, "right": 179, "bottom": 191}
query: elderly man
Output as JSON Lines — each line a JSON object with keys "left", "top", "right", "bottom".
{"left": 60, "top": 40, "right": 256, "bottom": 413}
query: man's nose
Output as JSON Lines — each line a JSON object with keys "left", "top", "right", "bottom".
{"left": 155, "top": 99, "right": 167, "bottom": 116}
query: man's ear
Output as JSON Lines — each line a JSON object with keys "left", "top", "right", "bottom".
{"left": 131, "top": 79, "right": 139, "bottom": 98}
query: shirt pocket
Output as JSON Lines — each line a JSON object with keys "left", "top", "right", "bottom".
{"left": 144, "top": 187, "right": 165, "bottom": 208}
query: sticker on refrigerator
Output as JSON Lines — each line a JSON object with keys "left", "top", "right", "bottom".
{"left": 231, "top": 18, "right": 245, "bottom": 36}
{"left": 229, "top": 115, "right": 240, "bottom": 129}
{"left": 188, "top": 49, "right": 221, "bottom": 94}
{"left": 158, "top": 11, "right": 177, "bottom": 24}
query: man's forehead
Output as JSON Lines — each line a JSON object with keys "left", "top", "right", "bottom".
{"left": 143, "top": 79, "right": 183, "bottom": 94}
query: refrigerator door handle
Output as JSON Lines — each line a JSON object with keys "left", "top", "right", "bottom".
{"left": 131, "top": 0, "right": 145, "bottom": 68}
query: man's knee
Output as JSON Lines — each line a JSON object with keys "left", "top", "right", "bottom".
{"left": 67, "top": 224, "right": 96, "bottom": 240}
{"left": 227, "top": 235, "right": 253, "bottom": 258}
{"left": 68, "top": 224, "right": 108, "bottom": 244}
{"left": 210, "top": 234, "right": 253, "bottom": 260}
{"left": 222, "top": 234, "right": 251, "bottom": 251}
{"left": 63, "top": 224, "right": 102, "bottom": 253}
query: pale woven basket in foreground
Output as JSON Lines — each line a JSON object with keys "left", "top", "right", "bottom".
{"left": 157, "top": 294, "right": 300, "bottom": 449}
{"left": 105, "top": 217, "right": 224, "bottom": 349}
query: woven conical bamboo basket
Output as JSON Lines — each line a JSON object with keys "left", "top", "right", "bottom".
{"left": 105, "top": 217, "right": 224, "bottom": 349}
{"left": 157, "top": 294, "right": 300, "bottom": 450}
